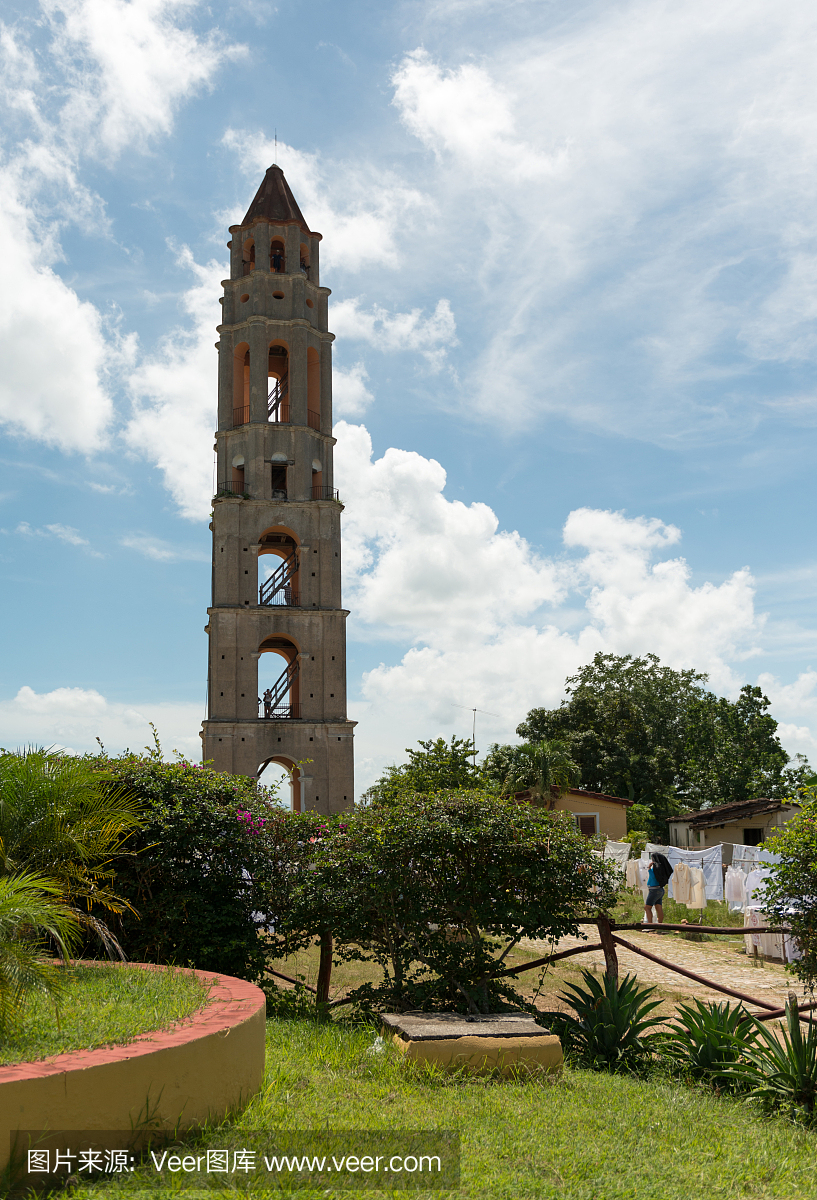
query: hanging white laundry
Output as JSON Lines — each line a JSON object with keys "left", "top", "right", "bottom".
{"left": 731, "top": 844, "right": 781, "bottom": 873}
{"left": 603, "top": 840, "right": 631, "bottom": 874}
{"left": 638, "top": 859, "right": 649, "bottom": 902}
{"left": 744, "top": 907, "right": 787, "bottom": 961}
{"left": 644, "top": 843, "right": 724, "bottom": 901}
{"left": 687, "top": 866, "right": 707, "bottom": 910}
{"left": 744, "top": 907, "right": 764, "bottom": 954}
{"left": 673, "top": 861, "right": 693, "bottom": 905}
{"left": 724, "top": 865, "right": 747, "bottom": 903}
{"left": 744, "top": 867, "right": 771, "bottom": 908}
{"left": 625, "top": 859, "right": 641, "bottom": 888}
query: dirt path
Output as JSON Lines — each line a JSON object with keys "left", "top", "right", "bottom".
{"left": 521, "top": 930, "right": 801, "bottom": 1010}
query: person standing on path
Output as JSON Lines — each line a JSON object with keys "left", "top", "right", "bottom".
{"left": 645, "top": 852, "right": 673, "bottom": 927}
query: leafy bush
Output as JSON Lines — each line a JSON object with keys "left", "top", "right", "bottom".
{"left": 0, "top": 748, "right": 144, "bottom": 953}
{"left": 261, "top": 980, "right": 319, "bottom": 1021}
{"left": 550, "top": 970, "right": 665, "bottom": 1071}
{"left": 731, "top": 998, "right": 817, "bottom": 1125}
{"left": 0, "top": 872, "right": 80, "bottom": 1032}
{"left": 665, "top": 999, "right": 757, "bottom": 1088}
{"left": 298, "top": 791, "right": 618, "bottom": 1014}
{"left": 91, "top": 755, "right": 324, "bottom": 982}
{"left": 762, "top": 792, "right": 817, "bottom": 990}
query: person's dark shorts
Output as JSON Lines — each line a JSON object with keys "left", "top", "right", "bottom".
{"left": 645, "top": 886, "right": 664, "bottom": 906}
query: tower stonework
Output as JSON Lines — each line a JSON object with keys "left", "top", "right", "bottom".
{"left": 201, "top": 165, "right": 355, "bottom": 813}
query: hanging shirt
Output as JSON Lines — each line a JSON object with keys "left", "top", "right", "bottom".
{"left": 687, "top": 867, "right": 707, "bottom": 910}
{"left": 626, "top": 859, "right": 641, "bottom": 888}
{"left": 724, "top": 865, "right": 746, "bottom": 903}
{"left": 744, "top": 868, "right": 771, "bottom": 908}
{"left": 673, "top": 861, "right": 693, "bottom": 905}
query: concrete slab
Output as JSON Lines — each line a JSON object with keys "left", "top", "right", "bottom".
{"left": 380, "top": 1012, "right": 549, "bottom": 1041}
{"left": 381, "top": 1012, "right": 562, "bottom": 1075}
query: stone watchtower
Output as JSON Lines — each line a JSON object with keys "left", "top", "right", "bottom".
{"left": 200, "top": 164, "right": 355, "bottom": 813}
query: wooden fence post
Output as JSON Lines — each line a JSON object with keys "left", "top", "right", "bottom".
{"left": 597, "top": 916, "right": 618, "bottom": 981}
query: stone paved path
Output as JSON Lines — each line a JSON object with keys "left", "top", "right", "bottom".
{"left": 522, "top": 930, "right": 800, "bottom": 1010}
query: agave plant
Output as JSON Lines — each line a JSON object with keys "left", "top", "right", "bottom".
{"left": 665, "top": 999, "right": 757, "bottom": 1089}
{"left": 551, "top": 970, "right": 665, "bottom": 1071}
{"left": 730, "top": 996, "right": 817, "bottom": 1124}
{"left": 0, "top": 871, "right": 80, "bottom": 1032}
{"left": 0, "top": 748, "right": 144, "bottom": 956}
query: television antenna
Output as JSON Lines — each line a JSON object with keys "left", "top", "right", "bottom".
{"left": 451, "top": 703, "right": 502, "bottom": 764}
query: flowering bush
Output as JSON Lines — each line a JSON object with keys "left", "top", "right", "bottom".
{"left": 87, "top": 755, "right": 323, "bottom": 981}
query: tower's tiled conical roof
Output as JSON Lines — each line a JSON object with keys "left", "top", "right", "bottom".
{"left": 240, "top": 164, "right": 313, "bottom": 234}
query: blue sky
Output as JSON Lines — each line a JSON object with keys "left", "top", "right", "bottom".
{"left": 2, "top": 0, "right": 817, "bottom": 794}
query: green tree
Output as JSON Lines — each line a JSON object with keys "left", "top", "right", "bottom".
{"left": 516, "top": 652, "right": 803, "bottom": 835}
{"left": 0, "top": 749, "right": 144, "bottom": 955}
{"left": 483, "top": 740, "right": 579, "bottom": 806}
{"left": 301, "top": 790, "right": 618, "bottom": 1013}
{"left": 360, "top": 736, "right": 481, "bottom": 806}
{"left": 682, "top": 686, "right": 789, "bottom": 808}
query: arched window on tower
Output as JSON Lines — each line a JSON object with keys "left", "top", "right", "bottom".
{"left": 233, "top": 343, "right": 250, "bottom": 426}
{"left": 257, "top": 756, "right": 302, "bottom": 812}
{"left": 307, "top": 346, "right": 320, "bottom": 430}
{"left": 270, "top": 238, "right": 286, "bottom": 273}
{"left": 299, "top": 242, "right": 310, "bottom": 277}
{"left": 258, "top": 636, "right": 300, "bottom": 719}
{"left": 258, "top": 528, "right": 299, "bottom": 606}
{"left": 242, "top": 237, "right": 255, "bottom": 276}
{"left": 267, "top": 344, "right": 289, "bottom": 422}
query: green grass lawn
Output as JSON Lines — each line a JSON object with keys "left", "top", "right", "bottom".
{"left": 60, "top": 1017, "right": 817, "bottom": 1200}
{"left": 0, "top": 963, "right": 211, "bottom": 1066}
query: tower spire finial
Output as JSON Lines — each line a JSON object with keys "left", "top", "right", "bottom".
{"left": 274, "top": 129, "right": 277, "bottom": 164}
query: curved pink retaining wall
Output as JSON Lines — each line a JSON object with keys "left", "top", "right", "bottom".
{"left": 0, "top": 964, "right": 266, "bottom": 1173}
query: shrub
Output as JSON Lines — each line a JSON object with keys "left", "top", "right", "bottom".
{"left": 550, "top": 970, "right": 665, "bottom": 1071}
{"left": 0, "top": 748, "right": 143, "bottom": 954}
{"left": 298, "top": 790, "right": 618, "bottom": 1013}
{"left": 0, "top": 872, "right": 80, "bottom": 1032}
{"left": 731, "top": 997, "right": 817, "bottom": 1125}
{"left": 93, "top": 756, "right": 324, "bottom": 982}
{"left": 665, "top": 999, "right": 757, "bottom": 1089}
{"left": 761, "top": 791, "right": 817, "bottom": 991}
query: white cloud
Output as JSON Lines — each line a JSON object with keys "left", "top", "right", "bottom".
{"left": 124, "top": 246, "right": 220, "bottom": 521}
{"left": 222, "top": 132, "right": 430, "bottom": 271}
{"left": 391, "top": 48, "right": 554, "bottom": 181}
{"left": 120, "top": 533, "right": 209, "bottom": 561}
{"left": 386, "top": 10, "right": 817, "bottom": 443}
{"left": 334, "top": 421, "right": 768, "bottom": 790}
{"left": 43, "top": 0, "right": 246, "bottom": 156}
{"left": 15, "top": 520, "right": 101, "bottom": 554}
{"left": 1, "top": 685, "right": 203, "bottom": 759}
{"left": 0, "top": 163, "right": 115, "bottom": 453}
{"left": 0, "top": 1, "right": 242, "bottom": 460}
{"left": 331, "top": 298, "right": 456, "bottom": 370}
{"left": 332, "top": 362, "right": 373, "bottom": 417}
